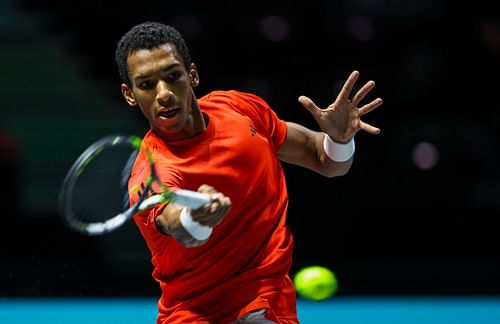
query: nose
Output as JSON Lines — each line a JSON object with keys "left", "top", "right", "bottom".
{"left": 156, "top": 80, "right": 173, "bottom": 104}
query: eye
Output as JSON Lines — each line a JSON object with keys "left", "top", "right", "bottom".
{"left": 138, "top": 80, "right": 155, "bottom": 90}
{"left": 167, "top": 71, "right": 181, "bottom": 82}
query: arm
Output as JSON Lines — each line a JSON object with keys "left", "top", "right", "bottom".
{"left": 278, "top": 122, "right": 353, "bottom": 177}
{"left": 155, "top": 184, "right": 231, "bottom": 247}
{"left": 277, "top": 70, "right": 382, "bottom": 177}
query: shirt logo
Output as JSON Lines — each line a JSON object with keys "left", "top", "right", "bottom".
{"left": 249, "top": 124, "right": 256, "bottom": 136}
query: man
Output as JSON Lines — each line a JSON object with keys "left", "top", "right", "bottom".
{"left": 115, "top": 21, "right": 382, "bottom": 323}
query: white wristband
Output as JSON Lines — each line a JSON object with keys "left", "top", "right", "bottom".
{"left": 323, "top": 133, "right": 355, "bottom": 162}
{"left": 179, "top": 208, "right": 213, "bottom": 240}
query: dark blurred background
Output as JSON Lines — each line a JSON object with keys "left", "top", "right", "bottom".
{"left": 1, "top": 0, "right": 499, "bottom": 298}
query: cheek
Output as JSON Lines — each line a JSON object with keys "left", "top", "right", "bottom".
{"left": 135, "top": 97, "right": 155, "bottom": 118}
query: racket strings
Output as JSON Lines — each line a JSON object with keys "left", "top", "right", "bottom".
{"left": 59, "top": 135, "right": 185, "bottom": 235}
{"left": 64, "top": 142, "right": 138, "bottom": 225}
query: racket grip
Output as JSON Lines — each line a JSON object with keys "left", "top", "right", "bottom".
{"left": 172, "top": 190, "right": 211, "bottom": 209}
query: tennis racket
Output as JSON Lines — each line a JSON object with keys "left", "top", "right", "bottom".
{"left": 58, "top": 134, "right": 210, "bottom": 236}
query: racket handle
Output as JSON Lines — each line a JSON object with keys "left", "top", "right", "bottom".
{"left": 172, "top": 190, "right": 211, "bottom": 209}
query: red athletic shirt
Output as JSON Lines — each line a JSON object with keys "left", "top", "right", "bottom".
{"left": 129, "top": 90, "right": 298, "bottom": 323}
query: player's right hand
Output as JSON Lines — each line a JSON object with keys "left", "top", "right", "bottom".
{"left": 191, "top": 184, "right": 231, "bottom": 227}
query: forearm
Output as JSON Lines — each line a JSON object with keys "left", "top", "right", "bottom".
{"left": 154, "top": 185, "right": 229, "bottom": 247}
{"left": 155, "top": 205, "right": 209, "bottom": 248}
{"left": 278, "top": 122, "right": 354, "bottom": 177}
{"left": 321, "top": 133, "right": 355, "bottom": 176}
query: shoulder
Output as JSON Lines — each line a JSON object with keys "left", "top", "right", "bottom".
{"left": 199, "top": 90, "right": 274, "bottom": 117}
{"left": 200, "top": 90, "right": 268, "bottom": 107}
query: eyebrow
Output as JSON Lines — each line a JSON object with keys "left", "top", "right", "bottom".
{"left": 134, "top": 63, "right": 182, "bottom": 82}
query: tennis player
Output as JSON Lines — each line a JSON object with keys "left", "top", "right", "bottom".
{"left": 115, "top": 21, "right": 382, "bottom": 323}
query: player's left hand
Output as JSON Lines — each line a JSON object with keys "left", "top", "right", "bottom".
{"left": 298, "top": 70, "right": 383, "bottom": 143}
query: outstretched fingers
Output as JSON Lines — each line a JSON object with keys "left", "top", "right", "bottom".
{"left": 357, "top": 97, "right": 382, "bottom": 135}
{"left": 298, "top": 95, "right": 321, "bottom": 117}
{"left": 358, "top": 97, "right": 383, "bottom": 115}
{"left": 351, "top": 80, "right": 376, "bottom": 106}
{"left": 359, "top": 120, "right": 380, "bottom": 134}
{"left": 338, "top": 70, "right": 360, "bottom": 103}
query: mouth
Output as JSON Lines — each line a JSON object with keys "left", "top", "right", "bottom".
{"left": 157, "top": 107, "right": 181, "bottom": 119}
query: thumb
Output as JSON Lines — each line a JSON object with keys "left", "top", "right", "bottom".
{"left": 298, "top": 96, "right": 320, "bottom": 117}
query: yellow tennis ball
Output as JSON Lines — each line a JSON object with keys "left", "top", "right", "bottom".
{"left": 293, "top": 266, "right": 338, "bottom": 301}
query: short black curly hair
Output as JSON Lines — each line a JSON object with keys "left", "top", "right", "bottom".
{"left": 115, "top": 21, "right": 192, "bottom": 87}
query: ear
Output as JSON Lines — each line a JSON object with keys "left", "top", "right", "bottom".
{"left": 121, "top": 83, "right": 137, "bottom": 107}
{"left": 189, "top": 63, "right": 200, "bottom": 87}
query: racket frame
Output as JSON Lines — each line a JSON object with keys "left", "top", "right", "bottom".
{"left": 58, "top": 135, "right": 209, "bottom": 235}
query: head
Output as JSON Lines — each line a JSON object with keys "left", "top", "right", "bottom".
{"left": 115, "top": 21, "right": 192, "bottom": 87}
{"left": 115, "top": 22, "right": 203, "bottom": 141}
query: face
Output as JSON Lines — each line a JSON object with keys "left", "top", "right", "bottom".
{"left": 121, "top": 43, "right": 201, "bottom": 141}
